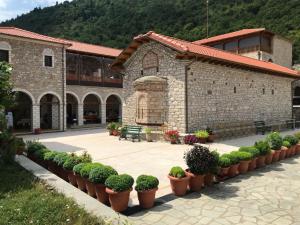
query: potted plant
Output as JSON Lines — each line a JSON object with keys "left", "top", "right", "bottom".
{"left": 81, "top": 163, "right": 103, "bottom": 197}
{"left": 119, "top": 126, "right": 127, "bottom": 140}
{"left": 267, "top": 132, "right": 283, "bottom": 163}
{"left": 281, "top": 141, "right": 290, "bottom": 160}
{"left": 239, "top": 146, "right": 260, "bottom": 170}
{"left": 223, "top": 152, "right": 240, "bottom": 178}
{"left": 26, "top": 140, "right": 47, "bottom": 161}
{"left": 135, "top": 175, "right": 159, "bottom": 209}
{"left": 34, "top": 128, "right": 42, "bottom": 135}
{"left": 89, "top": 165, "right": 118, "bottom": 204}
{"left": 234, "top": 151, "right": 252, "bottom": 174}
{"left": 145, "top": 128, "right": 153, "bottom": 142}
{"left": 165, "top": 130, "right": 180, "bottom": 144}
{"left": 73, "top": 163, "right": 87, "bottom": 191}
{"left": 33, "top": 148, "right": 50, "bottom": 168}
{"left": 204, "top": 150, "right": 219, "bottom": 187}
{"left": 15, "top": 137, "right": 26, "bottom": 155}
{"left": 184, "top": 146, "right": 216, "bottom": 191}
{"left": 218, "top": 156, "right": 231, "bottom": 179}
{"left": 168, "top": 166, "right": 190, "bottom": 196}
{"left": 294, "top": 133, "right": 300, "bottom": 155}
{"left": 184, "top": 135, "right": 198, "bottom": 145}
{"left": 53, "top": 152, "right": 69, "bottom": 181}
{"left": 106, "top": 122, "right": 119, "bottom": 136}
{"left": 254, "top": 140, "right": 271, "bottom": 167}
{"left": 63, "top": 154, "right": 81, "bottom": 187}
{"left": 194, "top": 130, "right": 209, "bottom": 144}
{"left": 206, "top": 127, "right": 216, "bottom": 142}
{"left": 44, "top": 151, "right": 59, "bottom": 174}
{"left": 105, "top": 174, "right": 134, "bottom": 212}
{"left": 284, "top": 135, "right": 298, "bottom": 157}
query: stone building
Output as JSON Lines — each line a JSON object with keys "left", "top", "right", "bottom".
{"left": 112, "top": 30, "right": 300, "bottom": 136}
{"left": 0, "top": 27, "right": 123, "bottom": 133}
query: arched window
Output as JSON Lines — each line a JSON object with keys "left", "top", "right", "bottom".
{"left": 0, "top": 41, "right": 11, "bottom": 63}
{"left": 43, "top": 48, "right": 54, "bottom": 67}
{"left": 142, "top": 51, "right": 158, "bottom": 70}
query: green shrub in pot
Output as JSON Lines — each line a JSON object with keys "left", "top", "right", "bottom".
{"left": 89, "top": 165, "right": 118, "bottom": 184}
{"left": 267, "top": 132, "right": 283, "bottom": 150}
{"left": 73, "top": 163, "right": 86, "bottom": 174}
{"left": 283, "top": 135, "right": 298, "bottom": 146}
{"left": 239, "top": 146, "right": 260, "bottom": 158}
{"left": 80, "top": 163, "right": 103, "bottom": 179}
{"left": 283, "top": 140, "right": 291, "bottom": 148}
{"left": 218, "top": 156, "right": 231, "bottom": 168}
{"left": 63, "top": 155, "right": 81, "bottom": 171}
{"left": 169, "top": 166, "right": 186, "bottom": 178}
{"left": 222, "top": 153, "right": 239, "bottom": 165}
{"left": 53, "top": 152, "right": 69, "bottom": 167}
{"left": 254, "top": 140, "right": 271, "bottom": 155}
{"left": 105, "top": 174, "right": 134, "bottom": 192}
{"left": 194, "top": 130, "right": 209, "bottom": 139}
{"left": 33, "top": 148, "right": 50, "bottom": 161}
{"left": 79, "top": 151, "right": 92, "bottom": 163}
{"left": 44, "top": 151, "right": 58, "bottom": 161}
{"left": 26, "top": 140, "right": 46, "bottom": 156}
{"left": 135, "top": 175, "right": 159, "bottom": 192}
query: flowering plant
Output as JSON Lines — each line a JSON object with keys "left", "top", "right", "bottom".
{"left": 165, "top": 130, "right": 180, "bottom": 142}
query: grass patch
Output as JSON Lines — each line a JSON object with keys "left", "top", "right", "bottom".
{"left": 0, "top": 162, "right": 118, "bottom": 225}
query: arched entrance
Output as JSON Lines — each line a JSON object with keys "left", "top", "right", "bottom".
{"left": 67, "top": 93, "right": 78, "bottom": 127}
{"left": 8, "top": 91, "right": 32, "bottom": 132}
{"left": 106, "top": 95, "right": 122, "bottom": 122}
{"left": 40, "top": 94, "right": 60, "bottom": 130}
{"left": 83, "top": 94, "right": 101, "bottom": 124}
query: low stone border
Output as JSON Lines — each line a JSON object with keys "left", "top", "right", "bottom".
{"left": 15, "top": 155, "right": 127, "bottom": 223}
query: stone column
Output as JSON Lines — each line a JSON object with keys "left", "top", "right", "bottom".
{"left": 101, "top": 103, "right": 106, "bottom": 124}
{"left": 78, "top": 104, "right": 84, "bottom": 126}
{"left": 32, "top": 104, "right": 40, "bottom": 131}
{"left": 51, "top": 104, "right": 60, "bottom": 130}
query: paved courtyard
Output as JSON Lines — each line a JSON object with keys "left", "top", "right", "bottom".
{"left": 23, "top": 128, "right": 300, "bottom": 207}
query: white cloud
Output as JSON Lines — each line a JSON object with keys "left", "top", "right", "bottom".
{"left": 0, "top": 0, "right": 9, "bottom": 9}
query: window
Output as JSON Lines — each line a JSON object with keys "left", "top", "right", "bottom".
{"left": 261, "top": 35, "right": 272, "bottom": 53}
{"left": 0, "top": 50, "right": 9, "bottom": 62}
{"left": 224, "top": 41, "right": 238, "bottom": 53}
{"left": 212, "top": 44, "right": 223, "bottom": 50}
{"left": 239, "top": 36, "right": 260, "bottom": 53}
{"left": 44, "top": 55, "right": 53, "bottom": 67}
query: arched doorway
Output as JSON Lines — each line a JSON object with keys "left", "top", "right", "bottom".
{"left": 8, "top": 91, "right": 32, "bottom": 132}
{"left": 83, "top": 94, "right": 101, "bottom": 124}
{"left": 66, "top": 93, "right": 78, "bottom": 127}
{"left": 106, "top": 95, "right": 122, "bottom": 122}
{"left": 40, "top": 94, "right": 60, "bottom": 130}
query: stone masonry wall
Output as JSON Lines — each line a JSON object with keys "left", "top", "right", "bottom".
{"left": 187, "top": 61, "right": 294, "bottom": 132}
{"left": 272, "top": 35, "right": 293, "bottom": 68}
{"left": 0, "top": 35, "right": 65, "bottom": 131}
{"left": 122, "top": 41, "right": 187, "bottom": 132}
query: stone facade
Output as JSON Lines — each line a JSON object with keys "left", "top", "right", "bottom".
{"left": 122, "top": 41, "right": 295, "bottom": 135}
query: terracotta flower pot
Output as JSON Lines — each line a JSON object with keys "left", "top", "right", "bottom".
{"left": 86, "top": 180, "right": 96, "bottom": 197}
{"left": 185, "top": 170, "right": 204, "bottom": 192}
{"left": 265, "top": 151, "right": 274, "bottom": 165}
{"left": 207, "top": 134, "right": 216, "bottom": 142}
{"left": 219, "top": 167, "right": 230, "bottom": 178}
{"left": 67, "top": 171, "right": 77, "bottom": 187}
{"left": 257, "top": 155, "right": 266, "bottom": 168}
{"left": 95, "top": 184, "right": 109, "bottom": 204}
{"left": 198, "top": 138, "right": 207, "bottom": 144}
{"left": 296, "top": 144, "right": 300, "bottom": 155}
{"left": 109, "top": 130, "right": 113, "bottom": 136}
{"left": 204, "top": 173, "right": 214, "bottom": 187}
{"left": 47, "top": 161, "right": 57, "bottom": 174}
{"left": 137, "top": 188, "right": 158, "bottom": 209}
{"left": 248, "top": 158, "right": 257, "bottom": 171}
{"left": 285, "top": 147, "right": 291, "bottom": 158}
{"left": 272, "top": 149, "right": 281, "bottom": 162}
{"left": 106, "top": 188, "right": 132, "bottom": 212}
{"left": 59, "top": 167, "right": 69, "bottom": 181}
{"left": 168, "top": 175, "right": 190, "bottom": 196}
{"left": 238, "top": 160, "right": 250, "bottom": 174}
{"left": 290, "top": 145, "right": 296, "bottom": 156}
{"left": 112, "top": 130, "right": 119, "bottom": 136}
{"left": 75, "top": 173, "right": 87, "bottom": 191}
{"left": 279, "top": 147, "right": 287, "bottom": 160}
{"left": 170, "top": 139, "right": 177, "bottom": 144}
{"left": 228, "top": 164, "right": 239, "bottom": 177}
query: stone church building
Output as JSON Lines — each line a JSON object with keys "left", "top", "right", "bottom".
{"left": 1, "top": 26, "right": 300, "bottom": 136}
{"left": 112, "top": 29, "right": 300, "bottom": 135}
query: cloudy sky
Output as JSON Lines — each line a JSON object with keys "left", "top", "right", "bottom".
{"left": 0, "top": 0, "right": 72, "bottom": 22}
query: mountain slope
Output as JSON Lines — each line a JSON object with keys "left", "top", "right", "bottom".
{"left": 2, "top": 0, "right": 300, "bottom": 63}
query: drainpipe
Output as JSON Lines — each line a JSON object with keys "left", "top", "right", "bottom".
{"left": 184, "top": 59, "right": 197, "bottom": 133}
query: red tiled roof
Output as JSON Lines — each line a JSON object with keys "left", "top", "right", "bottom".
{"left": 193, "top": 28, "right": 266, "bottom": 45}
{"left": 0, "top": 27, "right": 122, "bottom": 58}
{"left": 0, "top": 27, "right": 70, "bottom": 45}
{"left": 66, "top": 40, "right": 122, "bottom": 58}
{"left": 113, "top": 31, "right": 299, "bottom": 78}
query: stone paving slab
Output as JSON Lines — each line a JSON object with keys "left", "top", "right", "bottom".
{"left": 129, "top": 156, "right": 300, "bottom": 225}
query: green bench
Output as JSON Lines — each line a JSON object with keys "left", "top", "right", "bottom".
{"left": 119, "top": 125, "right": 142, "bottom": 142}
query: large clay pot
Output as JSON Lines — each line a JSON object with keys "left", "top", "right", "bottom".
{"left": 285, "top": 147, "right": 291, "bottom": 158}
{"left": 257, "top": 155, "right": 266, "bottom": 168}
{"left": 168, "top": 175, "right": 190, "bottom": 196}
{"left": 290, "top": 145, "right": 296, "bottom": 156}
{"left": 59, "top": 167, "right": 69, "bottom": 181}
{"left": 204, "top": 173, "right": 214, "bottom": 186}
{"left": 95, "top": 184, "right": 109, "bottom": 204}
{"left": 248, "top": 158, "right": 257, "bottom": 171}
{"left": 228, "top": 164, "right": 239, "bottom": 177}
{"left": 47, "top": 161, "right": 58, "bottom": 174}
{"left": 219, "top": 167, "right": 230, "bottom": 178}
{"left": 106, "top": 188, "right": 132, "bottom": 212}
{"left": 67, "top": 171, "right": 77, "bottom": 187}
{"left": 272, "top": 149, "right": 281, "bottom": 162}
{"left": 279, "top": 147, "right": 287, "bottom": 160}
{"left": 207, "top": 134, "right": 216, "bottom": 142}
{"left": 185, "top": 170, "right": 204, "bottom": 192}
{"left": 238, "top": 160, "right": 250, "bottom": 174}
{"left": 296, "top": 144, "right": 300, "bottom": 155}
{"left": 86, "top": 180, "right": 96, "bottom": 197}
{"left": 75, "top": 173, "right": 87, "bottom": 191}
{"left": 265, "top": 151, "right": 274, "bottom": 165}
{"left": 198, "top": 138, "right": 207, "bottom": 144}
{"left": 137, "top": 188, "right": 158, "bottom": 209}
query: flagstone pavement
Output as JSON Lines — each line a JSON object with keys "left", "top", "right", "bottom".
{"left": 130, "top": 156, "right": 300, "bottom": 225}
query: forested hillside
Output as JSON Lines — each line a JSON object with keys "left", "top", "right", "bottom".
{"left": 2, "top": 0, "right": 300, "bottom": 63}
